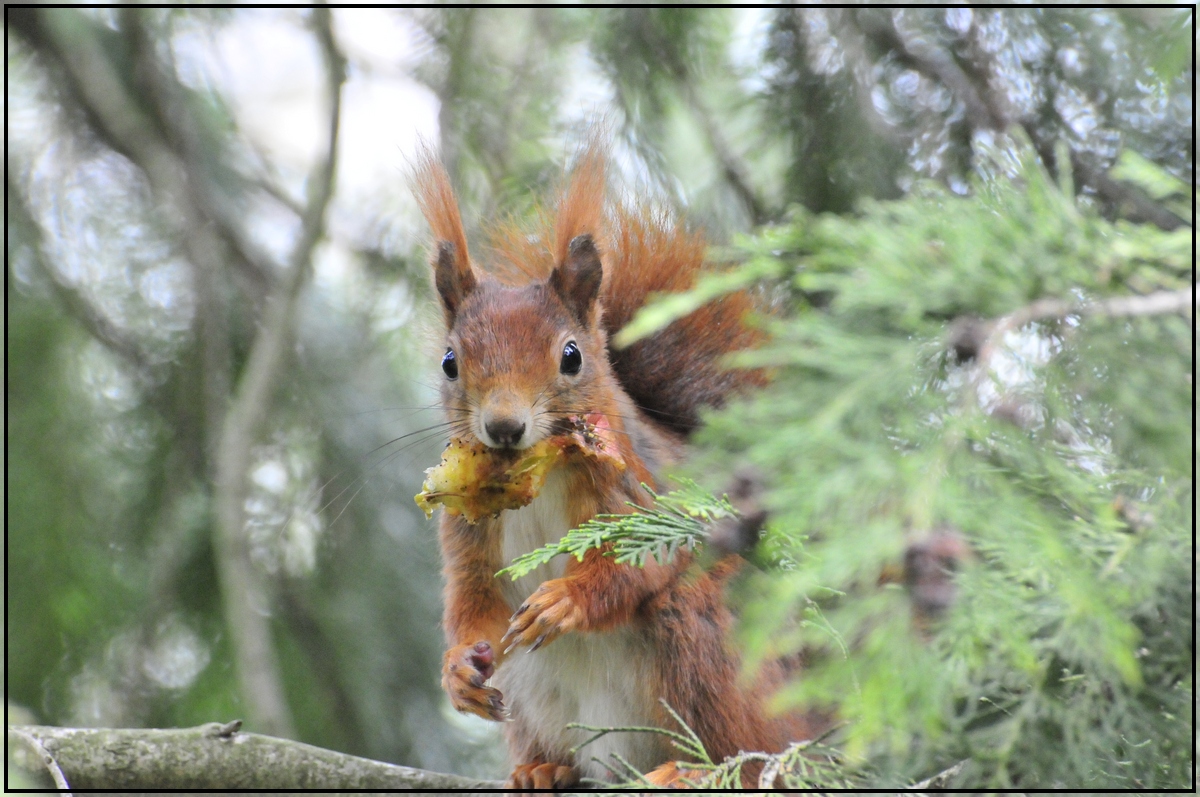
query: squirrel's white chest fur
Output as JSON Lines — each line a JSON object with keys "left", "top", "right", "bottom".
{"left": 495, "top": 468, "right": 663, "bottom": 780}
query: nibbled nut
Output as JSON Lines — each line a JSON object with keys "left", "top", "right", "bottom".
{"left": 414, "top": 416, "right": 625, "bottom": 524}
{"left": 415, "top": 437, "right": 562, "bottom": 523}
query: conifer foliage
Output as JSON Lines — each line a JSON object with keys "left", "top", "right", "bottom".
{"left": 566, "top": 137, "right": 1193, "bottom": 788}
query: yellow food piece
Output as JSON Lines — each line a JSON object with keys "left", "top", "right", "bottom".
{"left": 415, "top": 437, "right": 564, "bottom": 524}
{"left": 416, "top": 415, "right": 627, "bottom": 524}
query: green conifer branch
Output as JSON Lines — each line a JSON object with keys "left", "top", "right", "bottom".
{"left": 496, "top": 478, "right": 736, "bottom": 580}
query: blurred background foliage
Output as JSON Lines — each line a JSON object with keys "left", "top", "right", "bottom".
{"left": 6, "top": 6, "right": 1192, "bottom": 788}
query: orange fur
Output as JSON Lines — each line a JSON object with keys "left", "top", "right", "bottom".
{"left": 479, "top": 150, "right": 766, "bottom": 434}
{"left": 415, "top": 142, "right": 815, "bottom": 787}
{"left": 411, "top": 148, "right": 470, "bottom": 272}
{"left": 552, "top": 145, "right": 608, "bottom": 268}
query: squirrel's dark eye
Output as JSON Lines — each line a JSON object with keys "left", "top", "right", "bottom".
{"left": 442, "top": 348, "right": 458, "bottom": 380}
{"left": 560, "top": 340, "right": 582, "bottom": 375}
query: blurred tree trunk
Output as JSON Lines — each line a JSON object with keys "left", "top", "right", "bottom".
{"left": 209, "top": 7, "right": 344, "bottom": 741}
{"left": 8, "top": 6, "right": 346, "bottom": 740}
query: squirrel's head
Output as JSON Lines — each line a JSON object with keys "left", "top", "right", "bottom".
{"left": 434, "top": 235, "right": 613, "bottom": 450}
{"left": 414, "top": 150, "right": 616, "bottom": 451}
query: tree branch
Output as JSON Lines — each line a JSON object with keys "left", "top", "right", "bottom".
{"left": 10, "top": 9, "right": 244, "bottom": 289}
{"left": 679, "top": 76, "right": 770, "bottom": 226}
{"left": 121, "top": 6, "right": 279, "bottom": 298}
{"left": 908, "top": 758, "right": 967, "bottom": 790}
{"left": 8, "top": 727, "right": 72, "bottom": 792}
{"left": 211, "top": 6, "right": 346, "bottom": 739}
{"left": 957, "top": 13, "right": 1187, "bottom": 233}
{"left": 7, "top": 724, "right": 500, "bottom": 792}
{"left": 959, "top": 286, "right": 1195, "bottom": 403}
{"left": 6, "top": 174, "right": 154, "bottom": 373}
{"left": 980, "top": 286, "right": 1195, "bottom": 364}
{"left": 836, "top": 10, "right": 955, "bottom": 144}
{"left": 1066, "top": 151, "right": 1187, "bottom": 232}
{"left": 861, "top": 9, "right": 1188, "bottom": 232}
{"left": 634, "top": 8, "right": 769, "bottom": 225}
{"left": 860, "top": 10, "right": 1004, "bottom": 132}
{"left": 10, "top": 8, "right": 240, "bottom": 467}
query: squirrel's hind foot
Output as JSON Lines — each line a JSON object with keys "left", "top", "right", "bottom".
{"left": 506, "top": 762, "right": 577, "bottom": 790}
{"left": 643, "top": 760, "right": 707, "bottom": 789}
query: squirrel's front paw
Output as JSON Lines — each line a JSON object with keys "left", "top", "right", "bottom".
{"left": 442, "top": 641, "right": 507, "bottom": 721}
{"left": 501, "top": 579, "right": 585, "bottom": 654}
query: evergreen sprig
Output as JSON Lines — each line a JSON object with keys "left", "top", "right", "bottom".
{"left": 568, "top": 698, "right": 859, "bottom": 790}
{"left": 496, "top": 478, "right": 735, "bottom": 580}
{"left": 613, "top": 133, "right": 1192, "bottom": 788}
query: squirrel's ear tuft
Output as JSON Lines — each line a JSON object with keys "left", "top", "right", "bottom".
{"left": 549, "top": 233, "right": 602, "bottom": 327}
{"left": 434, "top": 240, "right": 476, "bottom": 324}
{"left": 411, "top": 148, "right": 475, "bottom": 324}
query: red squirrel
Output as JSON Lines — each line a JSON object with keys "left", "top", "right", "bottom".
{"left": 414, "top": 147, "right": 820, "bottom": 789}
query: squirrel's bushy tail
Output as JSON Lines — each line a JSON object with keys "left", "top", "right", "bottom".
{"left": 487, "top": 147, "right": 766, "bottom": 436}
{"left": 601, "top": 203, "right": 765, "bottom": 435}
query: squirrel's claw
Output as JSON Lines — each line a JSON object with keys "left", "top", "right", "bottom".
{"left": 458, "top": 684, "right": 508, "bottom": 722}
{"left": 501, "top": 579, "right": 585, "bottom": 653}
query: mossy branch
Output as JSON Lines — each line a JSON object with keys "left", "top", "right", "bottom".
{"left": 7, "top": 723, "right": 501, "bottom": 792}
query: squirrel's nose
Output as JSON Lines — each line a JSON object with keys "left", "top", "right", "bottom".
{"left": 484, "top": 417, "right": 526, "bottom": 448}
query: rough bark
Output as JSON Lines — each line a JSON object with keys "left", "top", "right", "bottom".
{"left": 8, "top": 724, "right": 501, "bottom": 792}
